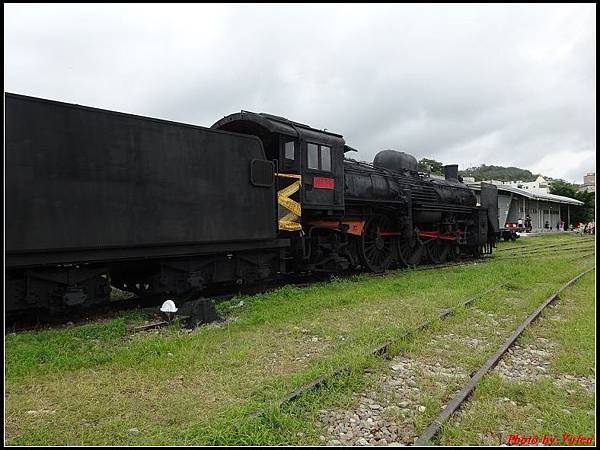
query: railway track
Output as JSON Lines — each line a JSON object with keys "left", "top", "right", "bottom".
{"left": 498, "top": 251, "right": 595, "bottom": 262}
{"left": 250, "top": 262, "right": 594, "bottom": 440}
{"left": 312, "top": 263, "right": 595, "bottom": 446}
{"left": 496, "top": 242, "right": 594, "bottom": 257}
{"left": 495, "top": 244, "right": 595, "bottom": 260}
{"left": 414, "top": 266, "right": 595, "bottom": 445}
{"left": 495, "top": 237, "right": 593, "bottom": 253}
{"left": 250, "top": 282, "right": 508, "bottom": 418}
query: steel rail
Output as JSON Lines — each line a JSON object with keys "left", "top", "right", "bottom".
{"left": 414, "top": 266, "right": 595, "bottom": 446}
{"left": 495, "top": 237, "right": 593, "bottom": 253}
{"left": 497, "top": 246, "right": 595, "bottom": 261}
{"left": 250, "top": 282, "right": 508, "bottom": 418}
{"left": 497, "top": 242, "right": 595, "bottom": 257}
{"left": 497, "top": 241, "right": 594, "bottom": 254}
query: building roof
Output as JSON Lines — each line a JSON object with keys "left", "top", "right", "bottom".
{"left": 467, "top": 183, "right": 584, "bottom": 206}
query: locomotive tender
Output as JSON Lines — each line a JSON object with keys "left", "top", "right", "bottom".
{"left": 5, "top": 93, "right": 499, "bottom": 314}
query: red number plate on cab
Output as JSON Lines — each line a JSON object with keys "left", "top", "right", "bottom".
{"left": 313, "top": 177, "right": 335, "bottom": 190}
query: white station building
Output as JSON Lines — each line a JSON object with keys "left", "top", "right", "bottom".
{"left": 467, "top": 182, "right": 584, "bottom": 231}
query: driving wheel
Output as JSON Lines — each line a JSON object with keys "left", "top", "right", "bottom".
{"left": 426, "top": 240, "right": 449, "bottom": 264}
{"left": 359, "top": 214, "right": 395, "bottom": 273}
{"left": 397, "top": 238, "right": 423, "bottom": 268}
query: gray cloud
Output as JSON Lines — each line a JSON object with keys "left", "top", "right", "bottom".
{"left": 5, "top": 3, "right": 596, "bottom": 183}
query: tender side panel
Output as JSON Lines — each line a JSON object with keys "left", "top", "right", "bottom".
{"left": 6, "top": 94, "right": 276, "bottom": 258}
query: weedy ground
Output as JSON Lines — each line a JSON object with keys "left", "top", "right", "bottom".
{"left": 436, "top": 270, "right": 595, "bottom": 445}
{"left": 4, "top": 233, "right": 595, "bottom": 445}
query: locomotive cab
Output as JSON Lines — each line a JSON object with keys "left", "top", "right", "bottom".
{"left": 212, "top": 111, "right": 345, "bottom": 213}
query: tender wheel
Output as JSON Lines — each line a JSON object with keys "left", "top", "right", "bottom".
{"left": 359, "top": 214, "right": 395, "bottom": 273}
{"left": 397, "top": 239, "right": 423, "bottom": 268}
{"left": 426, "top": 240, "right": 449, "bottom": 264}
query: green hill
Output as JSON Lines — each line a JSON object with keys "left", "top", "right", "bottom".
{"left": 459, "top": 164, "right": 538, "bottom": 182}
{"left": 417, "top": 158, "right": 540, "bottom": 182}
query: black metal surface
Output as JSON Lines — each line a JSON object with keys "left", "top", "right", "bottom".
{"left": 373, "top": 149, "right": 418, "bottom": 172}
{"left": 6, "top": 238, "right": 290, "bottom": 268}
{"left": 397, "top": 239, "right": 424, "bottom": 267}
{"left": 213, "top": 110, "right": 495, "bottom": 274}
{"left": 6, "top": 93, "right": 277, "bottom": 265}
{"left": 343, "top": 158, "right": 477, "bottom": 221}
{"left": 414, "top": 267, "right": 595, "bottom": 446}
{"left": 344, "top": 160, "right": 409, "bottom": 203}
{"left": 175, "top": 297, "right": 218, "bottom": 328}
{"left": 443, "top": 164, "right": 459, "bottom": 181}
{"left": 480, "top": 182, "right": 500, "bottom": 233}
{"left": 429, "top": 179, "right": 477, "bottom": 207}
{"left": 359, "top": 215, "right": 395, "bottom": 272}
{"left": 212, "top": 110, "right": 346, "bottom": 211}
{"left": 426, "top": 240, "right": 450, "bottom": 264}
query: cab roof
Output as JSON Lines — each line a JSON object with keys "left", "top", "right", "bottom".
{"left": 212, "top": 110, "right": 347, "bottom": 148}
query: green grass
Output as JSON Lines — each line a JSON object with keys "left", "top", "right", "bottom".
{"left": 5, "top": 310, "right": 145, "bottom": 379}
{"left": 4, "top": 233, "right": 595, "bottom": 445}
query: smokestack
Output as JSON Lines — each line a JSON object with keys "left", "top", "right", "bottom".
{"left": 444, "top": 164, "right": 459, "bottom": 180}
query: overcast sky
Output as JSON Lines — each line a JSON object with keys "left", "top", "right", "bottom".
{"left": 4, "top": 3, "right": 596, "bottom": 182}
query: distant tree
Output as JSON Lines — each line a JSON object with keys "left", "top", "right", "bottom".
{"left": 549, "top": 180, "right": 579, "bottom": 198}
{"left": 460, "top": 164, "right": 537, "bottom": 182}
{"left": 550, "top": 180, "right": 595, "bottom": 225}
{"left": 418, "top": 158, "right": 444, "bottom": 175}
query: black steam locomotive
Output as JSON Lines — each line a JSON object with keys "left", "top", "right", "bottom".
{"left": 5, "top": 93, "right": 499, "bottom": 315}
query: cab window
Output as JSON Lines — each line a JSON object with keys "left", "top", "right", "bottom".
{"left": 308, "top": 143, "right": 319, "bottom": 169}
{"left": 321, "top": 145, "right": 331, "bottom": 171}
{"left": 307, "top": 143, "right": 332, "bottom": 172}
{"left": 284, "top": 141, "right": 295, "bottom": 160}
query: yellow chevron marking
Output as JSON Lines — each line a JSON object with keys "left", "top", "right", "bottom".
{"left": 275, "top": 173, "right": 302, "bottom": 232}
